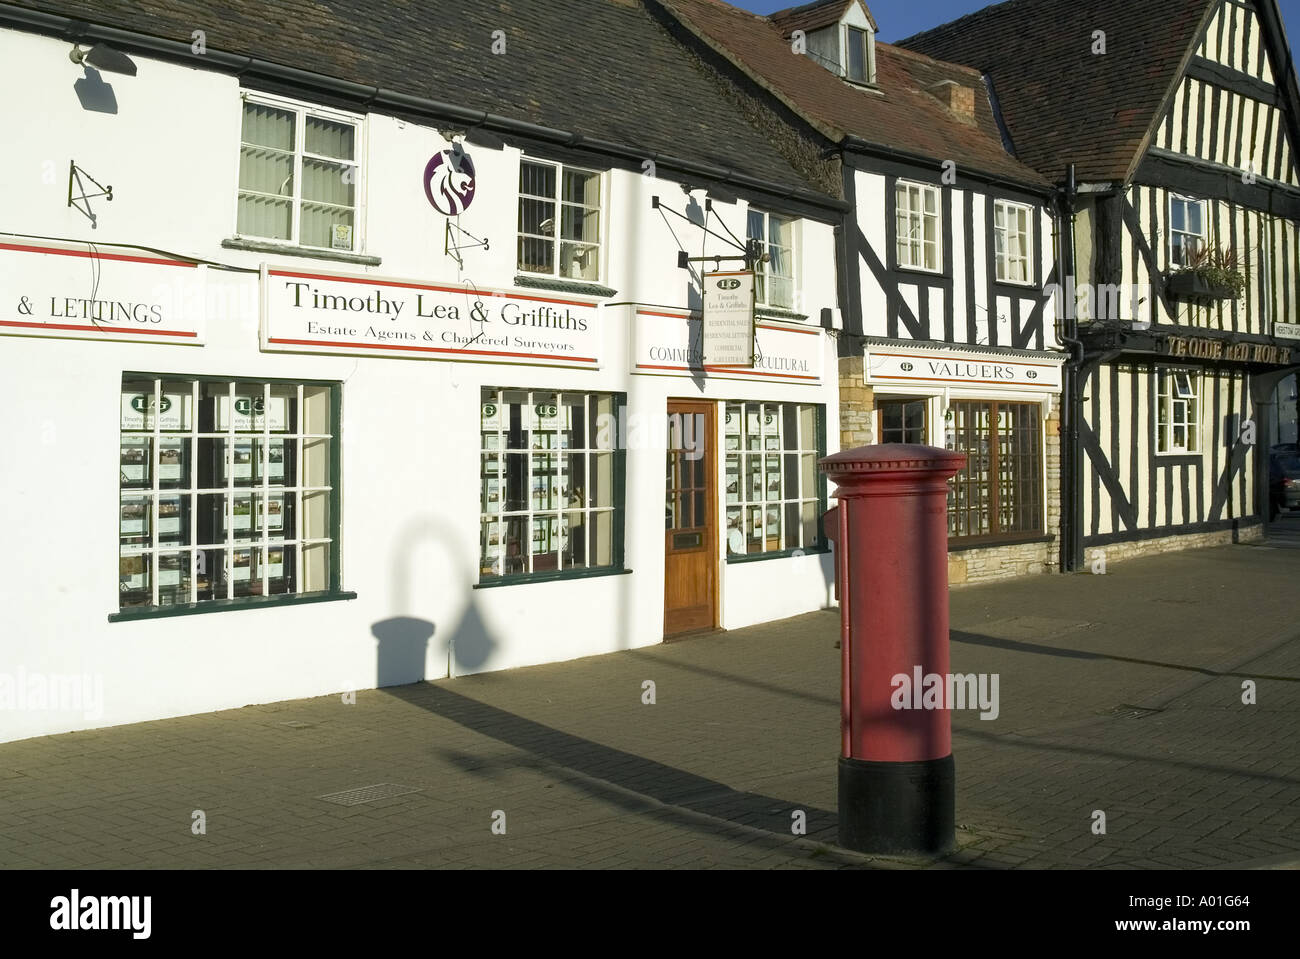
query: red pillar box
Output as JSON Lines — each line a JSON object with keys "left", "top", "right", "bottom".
{"left": 820, "top": 444, "right": 967, "bottom": 855}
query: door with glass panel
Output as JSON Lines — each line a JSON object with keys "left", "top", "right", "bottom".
{"left": 664, "top": 401, "right": 717, "bottom": 637}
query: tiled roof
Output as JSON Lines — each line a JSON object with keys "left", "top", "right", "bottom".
{"left": 769, "top": 0, "right": 877, "bottom": 35}
{"left": 900, "top": 0, "right": 1214, "bottom": 184}
{"left": 10, "top": 0, "right": 830, "bottom": 198}
{"left": 658, "top": 0, "right": 1052, "bottom": 188}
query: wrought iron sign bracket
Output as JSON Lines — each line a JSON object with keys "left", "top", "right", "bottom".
{"left": 445, "top": 219, "right": 490, "bottom": 268}
{"left": 67, "top": 160, "right": 113, "bottom": 227}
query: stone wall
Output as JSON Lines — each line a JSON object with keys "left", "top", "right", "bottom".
{"left": 1078, "top": 523, "right": 1265, "bottom": 573}
{"left": 837, "top": 356, "right": 874, "bottom": 451}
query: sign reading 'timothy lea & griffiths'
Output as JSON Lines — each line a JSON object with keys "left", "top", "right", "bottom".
{"left": 260, "top": 265, "right": 601, "bottom": 368}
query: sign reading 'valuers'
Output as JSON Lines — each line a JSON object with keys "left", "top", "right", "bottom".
{"left": 261, "top": 266, "right": 601, "bottom": 368}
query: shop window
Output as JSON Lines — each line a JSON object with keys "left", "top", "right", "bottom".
{"left": 724, "top": 402, "right": 826, "bottom": 557}
{"left": 896, "top": 181, "right": 941, "bottom": 272}
{"left": 1169, "top": 195, "right": 1206, "bottom": 268}
{"left": 994, "top": 200, "right": 1033, "bottom": 284}
{"left": 236, "top": 94, "right": 362, "bottom": 252}
{"left": 878, "top": 399, "right": 928, "bottom": 444}
{"left": 517, "top": 159, "right": 602, "bottom": 281}
{"left": 118, "top": 375, "right": 340, "bottom": 611}
{"left": 946, "top": 401, "right": 1043, "bottom": 543}
{"left": 746, "top": 209, "right": 797, "bottom": 310}
{"left": 479, "top": 389, "right": 624, "bottom": 581}
{"left": 1157, "top": 368, "right": 1201, "bottom": 454}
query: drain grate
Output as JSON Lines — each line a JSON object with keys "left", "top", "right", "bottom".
{"left": 279, "top": 720, "right": 316, "bottom": 730}
{"left": 318, "top": 783, "right": 422, "bottom": 806}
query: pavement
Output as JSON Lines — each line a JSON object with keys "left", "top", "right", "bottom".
{"left": 1, "top": 519, "right": 1298, "bottom": 870}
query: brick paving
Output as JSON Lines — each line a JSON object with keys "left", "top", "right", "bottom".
{"left": 0, "top": 532, "right": 1297, "bottom": 869}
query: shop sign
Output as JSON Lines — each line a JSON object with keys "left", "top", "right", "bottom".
{"left": 1163, "top": 336, "right": 1293, "bottom": 365}
{"left": 261, "top": 265, "right": 601, "bottom": 369}
{"left": 866, "top": 347, "right": 1062, "bottom": 391}
{"left": 631, "top": 308, "right": 822, "bottom": 384}
{"left": 701, "top": 271, "right": 754, "bottom": 366}
{"left": 0, "top": 240, "right": 205, "bottom": 345}
{"left": 120, "top": 392, "right": 190, "bottom": 430}
{"left": 423, "top": 149, "right": 477, "bottom": 216}
{"left": 216, "top": 394, "right": 289, "bottom": 431}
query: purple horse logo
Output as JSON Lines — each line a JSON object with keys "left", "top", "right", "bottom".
{"left": 424, "top": 149, "right": 477, "bottom": 216}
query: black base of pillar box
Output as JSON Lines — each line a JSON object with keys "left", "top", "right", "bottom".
{"left": 837, "top": 754, "right": 956, "bottom": 855}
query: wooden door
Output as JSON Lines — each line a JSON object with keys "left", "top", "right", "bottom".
{"left": 664, "top": 401, "right": 717, "bottom": 637}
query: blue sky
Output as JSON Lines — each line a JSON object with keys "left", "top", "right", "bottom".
{"left": 732, "top": 0, "right": 1300, "bottom": 46}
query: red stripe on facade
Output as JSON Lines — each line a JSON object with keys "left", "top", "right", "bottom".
{"left": 0, "top": 319, "right": 198, "bottom": 337}
{"left": 0, "top": 241, "right": 196, "bottom": 268}
{"left": 635, "top": 363, "right": 817, "bottom": 380}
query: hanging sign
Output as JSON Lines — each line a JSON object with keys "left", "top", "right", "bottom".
{"left": 0, "top": 240, "right": 206, "bottom": 344}
{"left": 424, "top": 148, "right": 477, "bottom": 216}
{"left": 701, "top": 271, "right": 755, "bottom": 366}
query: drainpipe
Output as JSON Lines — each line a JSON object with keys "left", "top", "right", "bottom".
{"left": 1056, "top": 163, "right": 1086, "bottom": 572}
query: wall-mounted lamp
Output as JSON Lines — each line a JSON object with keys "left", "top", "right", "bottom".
{"left": 69, "top": 43, "right": 138, "bottom": 76}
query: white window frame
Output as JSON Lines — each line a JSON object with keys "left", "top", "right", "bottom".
{"left": 723, "top": 402, "right": 826, "bottom": 557}
{"left": 479, "top": 388, "right": 621, "bottom": 582}
{"left": 994, "top": 200, "right": 1034, "bottom": 285}
{"left": 1157, "top": 368, "right": 1202, "bottom": 454}
{"left": 1169, "top": 194, "right": 1206, "bottom": 269}
{"left": 746, "top": 208, "right": 799, "bottom": 310}
{"left": 844, "top": 25, "right": 875, "bottom": 85}
{"left": 895, "top": 180, "right": 942, "bottom": 273}
{"left": 118, "top": 375, "right": 339, "bottom": 612}
{"left": 516, "top": 158, "right": 605, "bottom": 283}
{"left": 234, "top": 91, "right": 365, "bottom": 253}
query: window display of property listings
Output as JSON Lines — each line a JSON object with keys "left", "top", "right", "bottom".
{"left": 119, "top": 375, "right": 338, "bottom": 610}
{"left": 724, "top": 402, "right": 825, "bottom": 556}
{"left": 480, "top": 388, "right": 623, "bottom": 581}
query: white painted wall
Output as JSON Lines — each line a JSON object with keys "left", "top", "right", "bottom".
{"left": 0, "top": 28, "right": 841, "bottom": 742}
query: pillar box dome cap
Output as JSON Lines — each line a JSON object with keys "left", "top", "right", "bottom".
{"left": 819, "top": 443, "right": 967, "bottom": 479}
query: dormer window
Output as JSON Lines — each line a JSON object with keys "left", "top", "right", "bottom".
{"left": 845, "top": 26, "right": 875, "bottom": 85}
{"left": 775, "top": 1, "right": 878, "bottom": 87}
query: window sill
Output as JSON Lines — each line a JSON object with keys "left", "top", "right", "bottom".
{"left": 108, "top": 590, "right": 357, "bottom": 622}
{"left": 474, "top": 566, "right": 631, "bottom": 589}
{"left": 513, "top": 274, "right": 617, "bottom": 299}
{"left": 222, "top": 237, "right": 381, "bottom": 267}
{"left": 1156, "top": 452, "right": 1201, "bottom": 465}
{"left": 755, "top": 306, "right": 809, "bottom": 322}
{"left": 726, "top": 546, "right": 830, "bottom": 564}
{"left": 844, "top": 78, "right": 882, "bottom": 94}
{"left": 895, "top": 263, "right": 945, "bottom": 278}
